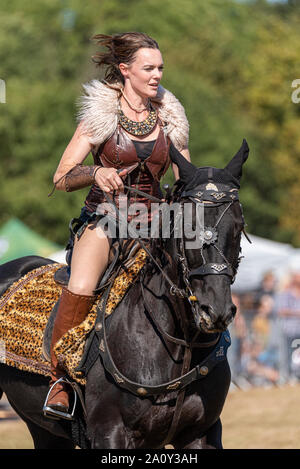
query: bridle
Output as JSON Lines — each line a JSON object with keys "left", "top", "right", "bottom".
{"left": 176, "top": 185, "right": 243, "bottom": 278}
{"left": 162, "top": 183, "right": 245, "bottom": 327}
{"left": 103, "top": 179, "right": 246, "bottom": 312}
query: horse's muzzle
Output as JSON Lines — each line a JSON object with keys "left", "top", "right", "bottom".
{"left": 197, "top": 303, "right": 236, "bottom": 333}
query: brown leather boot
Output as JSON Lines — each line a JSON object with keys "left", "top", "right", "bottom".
{"left": 43, "top": 286, "right": 95, "bottom": 420}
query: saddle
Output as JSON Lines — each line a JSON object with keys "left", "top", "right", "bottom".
{"left": 54, "top": 237, "right": 142, "bottom": 292}
{"left": 0, "top": 247, "right": 147, "bottom": 388}
{"left": 42, "top": 238, "right": 146, "bottom": 363}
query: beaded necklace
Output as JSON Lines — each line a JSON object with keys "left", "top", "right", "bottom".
{"left": 117, "top": 102, "right": 157, "bottom": 137}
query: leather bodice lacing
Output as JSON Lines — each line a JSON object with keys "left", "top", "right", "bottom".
{"left": 84, "top": 121, "right": 171, "bottom": 221}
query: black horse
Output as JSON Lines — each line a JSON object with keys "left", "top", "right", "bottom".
{"left": 0, "top": 140, "right": 249, "bottom": 449}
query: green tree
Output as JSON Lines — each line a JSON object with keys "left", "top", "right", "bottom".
{"left": 1, "top": 0, "right": 300, "bottom": 246}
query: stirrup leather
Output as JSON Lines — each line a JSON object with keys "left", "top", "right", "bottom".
{"left": 43, "top": 377, "right": 77, "bottom": 421}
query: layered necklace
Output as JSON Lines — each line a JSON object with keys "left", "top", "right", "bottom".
{"left": 118, "top": 90, "right": 158, "bottom": 137}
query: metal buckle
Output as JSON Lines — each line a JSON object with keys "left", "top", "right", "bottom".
{"left": 170, "top": 285, "right": 186, "bottom": 298}
{"left": 43, "top": 377, "right": 77, "bottom": 421}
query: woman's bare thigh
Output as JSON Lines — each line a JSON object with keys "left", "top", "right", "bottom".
{"left": 67, "top": 220, "right": 111, "bottom": 296}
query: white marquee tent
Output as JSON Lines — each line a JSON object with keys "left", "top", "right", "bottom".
{"left": 233, "top": 234, "right": 300, "bottom": 292}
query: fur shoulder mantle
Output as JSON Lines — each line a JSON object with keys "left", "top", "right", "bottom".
{"left": 76, "top": 80, "right": 189, "bottom": 151}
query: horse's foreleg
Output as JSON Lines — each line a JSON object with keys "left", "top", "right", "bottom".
{"left": 173, "top": 419, "right": 223, "bottom": 449}
{"left": 204, "top": 418, "right": 223, "bottom": 449}
{"left": 87, "top": 401, "right": 132, "bottom": 449}
{"left": 25, "top": 419, "right": 75, "bottom": 449}
{"left": 89, "top": 423, "right": 131, "bottom": 449}
{"left": 88, "top": 404, "right": 132, "bottom": 449}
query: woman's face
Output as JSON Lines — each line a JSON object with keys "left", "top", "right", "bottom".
{"left": 120, "top": 47, "right": 164, "bottom": 98}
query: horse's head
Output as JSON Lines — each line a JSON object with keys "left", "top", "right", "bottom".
{"left": 170, "top": 139, "right": 249, "bottom": 333}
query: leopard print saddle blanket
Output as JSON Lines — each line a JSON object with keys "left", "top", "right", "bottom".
{"left": 0, "top": 249, "right": 147, "bottom": 385}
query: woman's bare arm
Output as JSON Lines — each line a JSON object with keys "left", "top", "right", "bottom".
{"left": 53, "top": 122, "right": 94, "bottom": 190}
{"left": 52, "top": 122, "right": 126, "bottom": 194}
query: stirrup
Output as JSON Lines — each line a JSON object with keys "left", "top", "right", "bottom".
{"left": 43, "top": 377, "right": 77, "bottom": 421}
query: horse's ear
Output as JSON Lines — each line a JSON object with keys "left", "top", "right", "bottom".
{"left": 224, "top": 139, "right": 249, "bottom": 181}
{"left": 170, "top": 144, "right": 198, "bottom": 183}
{"left": 178, "top": 159, "right": 198, "bottom": 184}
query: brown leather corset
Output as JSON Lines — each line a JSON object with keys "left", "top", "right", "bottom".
{"left": 84, "top": 121, "right": 171, "bottom": 221}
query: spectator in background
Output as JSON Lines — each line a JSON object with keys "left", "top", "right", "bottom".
{"left": 227, "top": 293, "right": 247, "bottom": 387}
{"left": 253, "top": 271, "right": 280, "bottom": 375}
{"left": 247, "top": 294, "right": 279, "bottom": 386}
{"left": 230, "top": 271, "right": 280, "bottom": 388}
{"left": 274, "top": 270, "right": 300, "bottom": 384}
{"left": 255, "top": 271, "right": 276, "bottom": 302}
{"left": 252, "top": 294, "right": 273, "bottom": 349}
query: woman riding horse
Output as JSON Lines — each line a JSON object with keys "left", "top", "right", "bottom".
{"left": 45, "top": 32, "right": 191, "bottom": 419}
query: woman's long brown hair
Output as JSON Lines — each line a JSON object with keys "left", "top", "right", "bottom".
{"left": 91, "top": 32, "right": 159, "bottom": 84}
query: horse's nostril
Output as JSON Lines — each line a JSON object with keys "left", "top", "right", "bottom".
{"left": 200, "top": 304, "right": 217, "bottom": 325}
{"left": 200, "top": 303, "right": 235, "bottom": 331}
{"left": 200, "top": 304, "right": 210, "bottom": 314}
{"left": 200, "top": 304, "right": 214, "bottom": 319}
